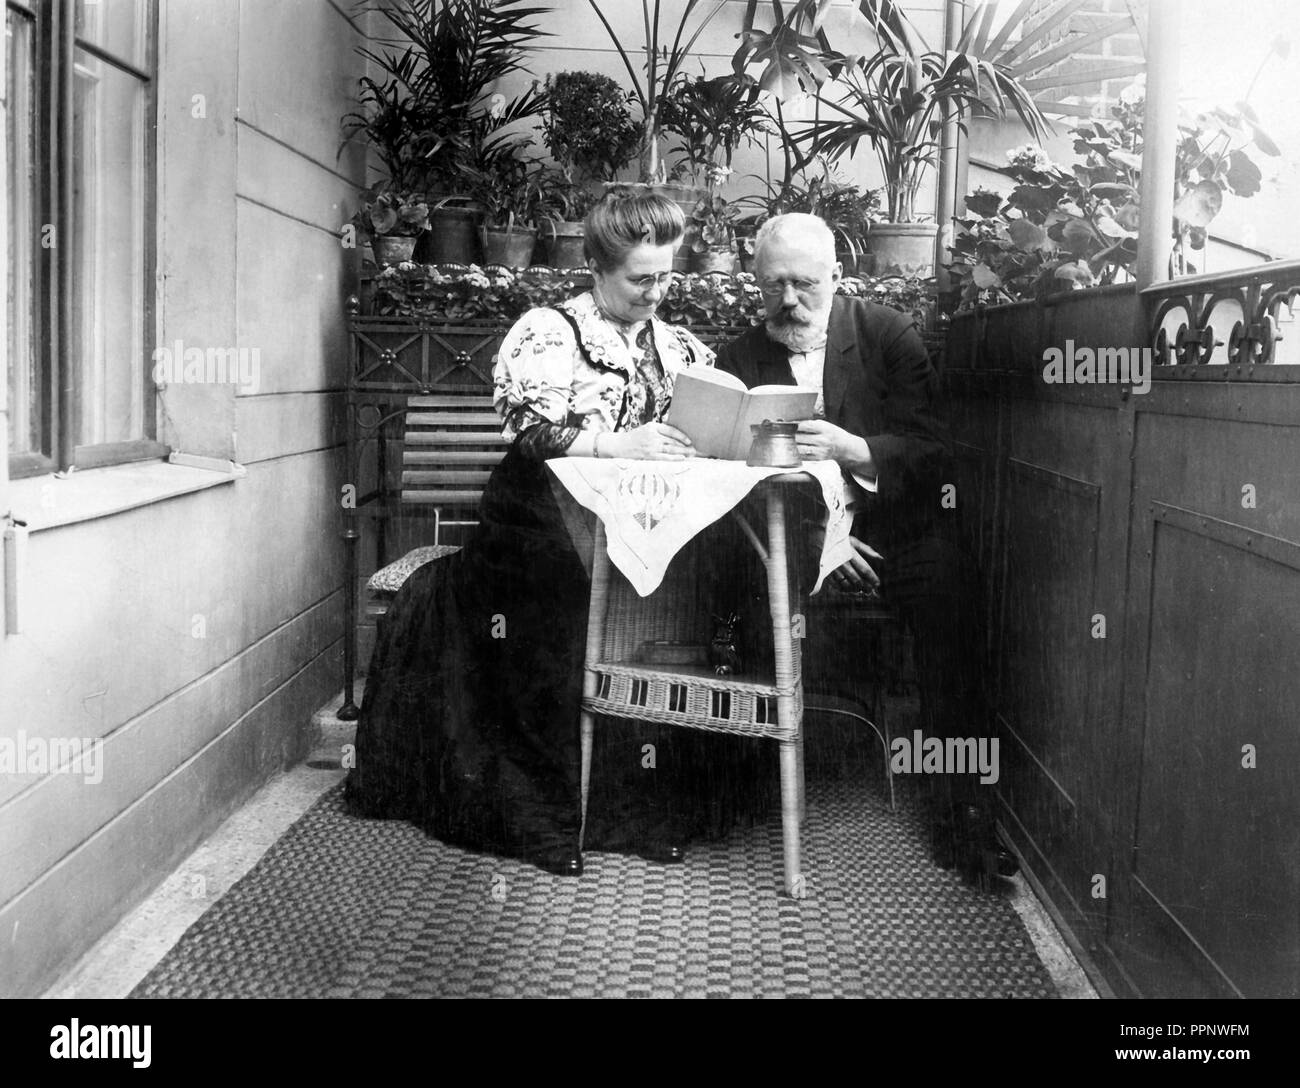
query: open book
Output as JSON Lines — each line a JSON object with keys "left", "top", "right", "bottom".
{"left": 666, "top": 367, "right": 819, "bottom": 460}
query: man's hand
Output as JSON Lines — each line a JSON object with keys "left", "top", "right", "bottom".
{"left": 831, "top": 536, "right": 885, "bottom": 592}
{"left": 796, "top": 420, "right": 874, "bottom": 477}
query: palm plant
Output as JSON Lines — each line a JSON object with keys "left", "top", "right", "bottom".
{"left": 584, "top": 0, "right": 729, "bottom": 183}
{"left": 658, "top": 72, "right": 773, "bottom": 190}
{"left": 344, "top": 0, "right": 552, "bottom": 194}
{"left": 733, "top": 0, "right": 1065, "bottom": 222}
{"left": 463, "top": 153, "right": 549, "bottom": 231}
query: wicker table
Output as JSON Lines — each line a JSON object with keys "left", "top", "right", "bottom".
{"left": 570, "top": 470, "right": 828, "bottom": 899}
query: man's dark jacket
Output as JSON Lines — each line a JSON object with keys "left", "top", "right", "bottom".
{"left": 714, "top": 295, "right": 952, "bottom": 551}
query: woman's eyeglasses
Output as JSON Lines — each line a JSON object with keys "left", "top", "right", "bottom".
{"left": 626, "top": 272, "right": 674, "bottom": 291}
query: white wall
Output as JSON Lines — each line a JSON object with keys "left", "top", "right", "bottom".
{"left": 0, "top": 0, "right": 368, "bottom": 997}
{"left": 499, "top": 0, "right": 947, "bottom": 212}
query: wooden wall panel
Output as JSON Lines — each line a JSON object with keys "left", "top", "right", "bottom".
{"left": 1125, "top": 510, "right": 1300, "bottom": 997}
{"left": 946, "top": 284, "right": 1300, "bottom": 998}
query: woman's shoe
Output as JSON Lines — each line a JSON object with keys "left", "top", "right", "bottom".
{"left": 635, "top": 842, "right": 686, "bottom": 864}
{"left": 534, "top": 852, "right": 583, "bottom": 877}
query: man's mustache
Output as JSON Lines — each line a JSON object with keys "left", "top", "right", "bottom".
{"left": 771, "top": 306, "right": 814, "bottom": 325}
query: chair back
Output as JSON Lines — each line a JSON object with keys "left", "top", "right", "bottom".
{"left": 399, "top": 390, "right": 508, "bottom": 541}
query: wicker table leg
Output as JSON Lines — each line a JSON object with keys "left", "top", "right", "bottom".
{"left": 579, "top": 522, "right": 611, "bottom": 852}
{"left": 765, "top": 488, "right": 805, "bottom": 898}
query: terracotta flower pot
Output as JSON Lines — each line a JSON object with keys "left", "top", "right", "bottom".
{"left": 867, "top": 222, "right": 939, "bottom": 277}
{"left": 542, "top": 219, "right": 587, "bottom": 269}
{"left": 690, "top": 244, "right": 737, "bottom": 275}
{"left": 422, "top": 199, "right": 481, "bottom": 265}
{"left": 481, "top": 226, "right": 539, "bottom": 269}
{"left": 370, "top": 235, "right": 419, "bottom": 267}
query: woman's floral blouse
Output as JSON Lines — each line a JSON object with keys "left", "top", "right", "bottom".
{"left": 492, "top": 292, "right": 715, "bottom": 458}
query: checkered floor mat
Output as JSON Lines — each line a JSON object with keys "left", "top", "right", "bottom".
{"left": 130, "top": 746, "right": 1055, "bottom": 998}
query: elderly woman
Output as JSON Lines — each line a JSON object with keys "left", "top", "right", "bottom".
{"left": 345, "top": 188, "right": 735, "bottom": 876}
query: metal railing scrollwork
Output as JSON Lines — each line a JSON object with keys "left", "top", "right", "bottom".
{"left": 1145, "top": 259, "right": 1300, "bottom": 372}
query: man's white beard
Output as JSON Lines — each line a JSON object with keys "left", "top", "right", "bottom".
{"left": 765, "top": 302, "right": 833, "bottom": 352}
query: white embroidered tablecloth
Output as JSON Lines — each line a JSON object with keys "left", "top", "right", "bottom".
{"left": 547, "top": 457, "right": 858, "bottom": 597}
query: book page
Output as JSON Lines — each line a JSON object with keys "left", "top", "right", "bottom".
{"left": 666, "top": 370, "right": 748, "bottom": 459}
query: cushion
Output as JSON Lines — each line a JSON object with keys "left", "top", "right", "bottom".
{"left": 367, "top": 544, "right": 461, "bottom": 595}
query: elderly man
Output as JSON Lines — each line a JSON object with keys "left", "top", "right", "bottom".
{"left": 715, "top": 212, "right": 1015, "bottom": 889}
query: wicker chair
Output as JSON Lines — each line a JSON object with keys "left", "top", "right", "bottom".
{"left": 363, "top": 391, "right": 507, "bottom": 618}
{"left": 339, "top": 388, "right": 508, "bottom": 719}
{"left": 366, "top": 389, "right": 506, "bottom": 590}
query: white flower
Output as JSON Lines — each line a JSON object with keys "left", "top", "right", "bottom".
{"left": 1119, "top": 75, "right": 1146, "bottom": 106}
{"left": 1006, "top": 144, "right": 1053, "bottom": 172}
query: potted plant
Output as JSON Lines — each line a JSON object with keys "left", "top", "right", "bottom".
{"left": 538, "top": 70, "right": 641, "bottom": 267}
{"left": 343, "top": 0, "right": 552, "bottom": 264}
{"left": 583, "top": 0, "right": 728, "bottom": 185}
{"left": 786, "top": 171, "right": 882, "bottom": 275}
{"left": 734, "top": 163, "right": 882, "bottom": 274}
{"left": 687, "top": 194, "right": 739, "bottom": 274}
{"left": 946, "top": 84, "right": 1279, "bottom": 310}
{"left": 352, "top": 186, "right": 431, "bottom": 267}
{"left": 733, "top": 0, "right": 1050, "bottom": 277}
{"left": 658, "top": 72, "right": 773, "bottom": 193}
{"left": 465, "top": 152, "right": 548, "bottom": 268}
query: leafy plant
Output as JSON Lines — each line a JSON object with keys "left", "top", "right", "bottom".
{"left": 946, "top": 135, "right": 1140, "bottom": 307}
{"left": 769, "top": 168, "right": 881, "bottom": 259}
{"left": 352, "top": 187, "right": 431, "bottom": 238}
{"left": 342, "top": 0, "right": 552, "bottom": 193}
{"left": 733, "top": 1, "right": 1053, "bottom": 222}
{"left": 732, "top": 160, "right": 881, "bottom": 268}
{"left": 657, "top": 72, "right": 773, "bottom": 190}
{"left": 688, "top": 194, "right": 740, "bottom": 252}
{"left": 462, "top": 154, "right": 548, "bottom": 230}
{"left": 537, "top": 173, "right": 599, "bottom": 224}
{"left": 584, "top": 0, "right": 729, "bottom": 183}
{"left": 370, "top": 262, "right": 934, "bottom": 330}
{"left": 540, "top": 71, "right": 641, "bottom": 184}
{"left": 945, "top": 83, "right": 1279, "bottom": 309}
{"left": 1169, "top": 100, "right": 1279, "bottom": 275}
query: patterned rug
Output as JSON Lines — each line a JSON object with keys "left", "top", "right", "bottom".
{"left": 130, "top": 722, "right": 1056, "bottom": 999}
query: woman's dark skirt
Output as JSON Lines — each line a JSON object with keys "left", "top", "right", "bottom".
{"left": 344, "top": 445, "right": 775, "bottom": 869}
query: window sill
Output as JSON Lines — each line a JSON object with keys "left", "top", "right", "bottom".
{"left": 8, "top": 454, "right": 246, "bottom": 534}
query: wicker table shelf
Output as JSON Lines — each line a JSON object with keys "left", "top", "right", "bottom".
{"left": 577, "top": 473, "right": 815, "bottom": 898}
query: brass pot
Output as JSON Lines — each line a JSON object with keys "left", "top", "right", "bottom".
{"left": 746, "top": 420, "right": 801, "bottom": 468}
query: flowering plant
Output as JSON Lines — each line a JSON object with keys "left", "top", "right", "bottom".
{"left": 947, "top": 75, "right": 1279, "bottom": 310}
{"left": 370, "top": 264, "right": 580, "bottom": 322}
{"left": 687, "top": 194, "right": 740, "bottom": 253}
{"left": 370, "top": 263, "right": 935, "bottom": 331}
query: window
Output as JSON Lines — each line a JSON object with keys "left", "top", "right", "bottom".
{"left": 6, "top": 0, "right": 159, "bottom": 479}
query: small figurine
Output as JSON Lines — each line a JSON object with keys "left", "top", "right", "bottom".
{"left": 709, "top": 612, "right": 742, "bottom": 676}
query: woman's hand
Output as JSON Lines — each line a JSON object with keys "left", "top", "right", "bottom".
{"left": 602, "top": 422, "right": 696, "bottom": 461}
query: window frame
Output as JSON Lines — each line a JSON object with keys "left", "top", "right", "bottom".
{"left": 7, "top": 0, "right": 163, "bottom": 480}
